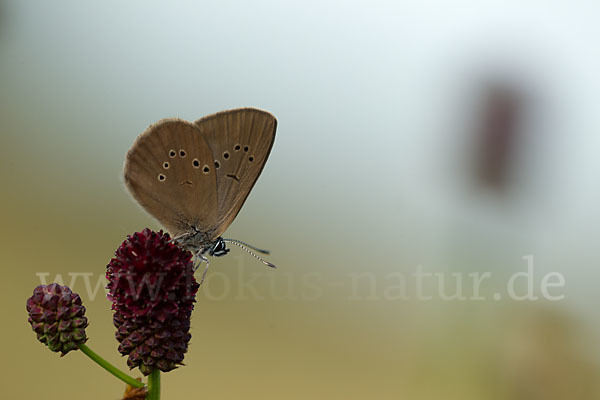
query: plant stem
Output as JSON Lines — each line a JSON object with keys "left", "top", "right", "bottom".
{"left": 148, "top": 369, "right": 161, "bottom": 400}
{"left": 79, "top": 343, "right": 144, "bottom": 389}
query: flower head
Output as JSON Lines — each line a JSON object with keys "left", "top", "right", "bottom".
{"left": 107, "top": 228, "right": 199, "bottom": 375}
{"left": 26, "top": 283, "right": 88, "bottom": 355}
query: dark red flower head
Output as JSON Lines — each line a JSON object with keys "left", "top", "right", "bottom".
{"left": 107, "top": 228, "right": 199, "bottom": 375}
{"left": 26, "top": 283, "right": 88, "bottom": 355}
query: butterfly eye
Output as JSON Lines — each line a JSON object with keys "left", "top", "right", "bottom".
{"left": 234, "top": 144, "right": 241, "bottom": 151}
{"left": 169, "top": 150, "right": 176, "bottom": 158}
{"left": 223, "top": 152, "right": 230, "bottom": 160}
{"left": 202, "top": 165, "right": 210, "bottom": 174}
{"left": 192, "top": 159, "right": 200, "bottom": 168}
{"left": 179, "top": 150, "right": 186, "bottom": 157}
{"left": 243, "top": 146, "right": 249, "bottom": 152}
{"left": 214, "top": 160, "right": 220, "bottom": 169}
{"left": 163, "top": 162, "right": 170, "bottom": 169}
{"left": 248, "top": 155, "right": 254, "bottom": 162}
{"left": 158, "top": 174, "right": 166, "bottom": 181}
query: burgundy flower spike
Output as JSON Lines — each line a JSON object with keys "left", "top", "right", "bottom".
{"left": 107, "top": 228, "right": 199, "bottom": 375}
{"left": 26, "top": 283, "right": 88, "bottom": 355}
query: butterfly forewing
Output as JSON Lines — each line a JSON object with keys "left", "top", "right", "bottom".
{"left": 123, "top": 119, "right": 219, "bottom": 237}
{"left": 194, "top": 108, "right": 277, "bottom": 237}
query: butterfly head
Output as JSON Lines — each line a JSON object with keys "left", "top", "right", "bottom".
{"left": 208, "top": 237, "right": 230, "bottom": 257}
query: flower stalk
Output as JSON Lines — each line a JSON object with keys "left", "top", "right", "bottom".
{"left": 79, "top": 343, "right": 145, "bottom": 389}
{"left": 147, "top": 369, "right": 161, "bottom": 400}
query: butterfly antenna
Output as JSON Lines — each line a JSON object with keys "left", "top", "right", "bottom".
{"left": 223, "top": 239, "right": 271, "bottom": 254}
{"left": 223, "top": 239, "right": 277, "bottom": 268}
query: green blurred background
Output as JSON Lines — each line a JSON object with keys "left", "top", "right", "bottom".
{"left": 2, "top": 1, "right": 600, "bottom": 398}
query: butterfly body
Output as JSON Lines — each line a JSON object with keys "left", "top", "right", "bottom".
{"left": 173, "top": 229, "right": 228, "bottom": 256}
{"left": 123, "top": 108, "right": 277, "bottom": 269}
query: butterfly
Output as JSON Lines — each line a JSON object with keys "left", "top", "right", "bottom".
{"left": 123, "top": 108, "right": 277, "bottom": 282}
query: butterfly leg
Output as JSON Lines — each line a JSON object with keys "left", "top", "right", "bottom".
{"left": 193, "top": 251, "right": 211, "bottom": 286}
{"left": 199, "top": 258, "right": 210, "bottom": 286}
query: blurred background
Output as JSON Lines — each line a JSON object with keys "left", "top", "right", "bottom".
{"left": 2, "top": 1, "right": 600, "bottom": 398}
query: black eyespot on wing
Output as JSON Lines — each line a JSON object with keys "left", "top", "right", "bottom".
{"left": 223, "top": 152, "right": 230, "bottom": 160}
{"left": 192, "top": 159, "right": 200, "bottom": 168}
{"left": 249, "top": 155, "right": 254, "bottom": 162}
{"left": 214, "top": 160, "right": 220, "bottom": 169}
{"left": 158, "top": 174, "right": 166, "bottom": 181}
{"left": 243, "top": 146, "right": 249, "bottom": 152}
{"left": 234, "top": 144, "right": 241, "bottom": 151}
{"left": 169, "top": 150, "right": 176, "bottom": 158}
{"left": 179, "top": 150, "right": 186, "bottom": 157}
{"left": 163, "top": 162, "right": 170, "bottom": 169}
{"left": 202, "top": 165, "right": 210, "bottom": 174}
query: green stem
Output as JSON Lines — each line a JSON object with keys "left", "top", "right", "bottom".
{"left": 79, "top": 343, "right": 144, "bottom": 389}
{"left": 148, "top": 369, "right": 161, "bottom": 400}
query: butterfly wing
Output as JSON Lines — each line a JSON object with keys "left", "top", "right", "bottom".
{"left": 123, "top": 119, "right": 219, "bottom": 237}
{"left": 194, "top": 108, "right": 277, "bottom": 238}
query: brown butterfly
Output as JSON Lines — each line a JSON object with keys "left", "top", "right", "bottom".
{"left": 123, "top": 108, "right": 277, "bottom": 281}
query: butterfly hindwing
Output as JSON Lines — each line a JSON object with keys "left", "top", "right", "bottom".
{"left": 123, "top": 119, "right": 219, "bottom": 237}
